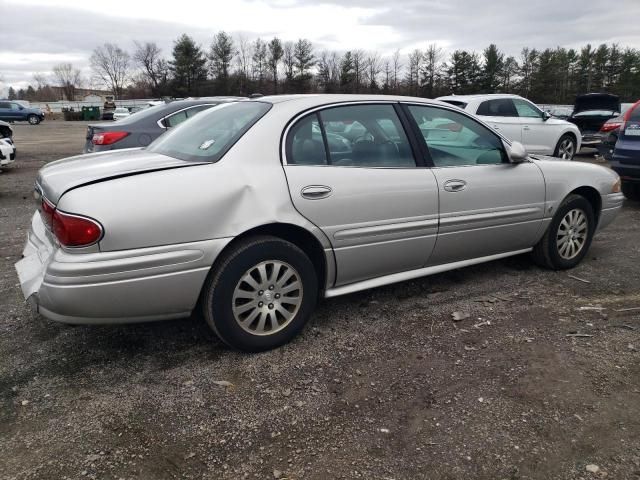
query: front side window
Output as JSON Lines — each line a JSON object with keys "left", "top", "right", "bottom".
{"left": 407, "top": 105, "right": 506, "bottom": 167}
{"left": 149, "top": 101, "right": 271, "bottom": 162}
{"left": 476, "top": 99, "right": 518, "bottom": 117}
{"left": 10, "top": 103, "right": 21, "bottom": 111}
{"left": 513, "top": 99, "right": 542, "bottom": 118}
{"left": 287, "top": 104, "right": 416, "bottom": 168}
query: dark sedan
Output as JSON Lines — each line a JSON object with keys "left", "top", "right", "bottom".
{"left": 610, "top": 101, "right": 640, "bottom": 200}
{"left": 83, "top": 97, "right": 242, "bottom": 153}
{"left": 567, "top": 93, "right": 620, "bottom": 148}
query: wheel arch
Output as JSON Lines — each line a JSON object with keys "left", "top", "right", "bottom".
{"left": 204, "top": 222, "right": 331, "bottom": 296}
{"left": 568, "top": 186, "right": 602, "bottom": 224}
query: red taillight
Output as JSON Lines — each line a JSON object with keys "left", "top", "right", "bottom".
{"left": 600, "top": 122, "right": 622, "bottom": 133}
{"left": 92, "top": 131, "right": 129, "bottom": 145}
{"left": 52, "top": 210, "right": 103, "bottom": 247}
{"left": 41, "top": 197, "right": 55, "bottom": 229}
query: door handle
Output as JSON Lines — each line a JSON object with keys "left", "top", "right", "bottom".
{"left": 301, "top": 185, "right": 332, "bottom": 200}
{"left": 523, "top": 125, "right": 531, "bottom": 130}
{"left": 443, "top": 179, "right": 467, "bottom": 192}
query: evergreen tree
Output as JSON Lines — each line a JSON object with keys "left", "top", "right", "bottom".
{"left": 170, "top": 34, "right": 207, "bottom": 96}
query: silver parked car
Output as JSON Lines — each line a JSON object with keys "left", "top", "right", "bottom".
{"left": 15, "top": 95, "right": 624, "bottom": 351}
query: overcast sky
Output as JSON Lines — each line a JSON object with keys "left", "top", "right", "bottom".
{"left": 2, "top": 0, "right": 640, "bottom": 94}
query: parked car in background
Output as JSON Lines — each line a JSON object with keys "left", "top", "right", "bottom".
{"left": 437, "top": 94, "right": 581, "bottom": 159}
{"left": 567, "top": 93, "right": 621, "bottom": 148}
{"left": 0, "top": 100, "right": 44, "bottom": 124}
{"left": 83, "top": 97, "right": 242, "bottom": 153}
{"left": 17, "top": 95, "right": 623, "bottom": 351}
{"left": 112, "top": 107, "right": 131, "bottom": 121}
{"left": 0, "top": 119, "right": 13, "bottom": 140}
{"left": 610, "top": 100, "right": 640, "bottom": 200}
{"left": 596, "top": 102, "right": 637, "bottom": 160}
{"left": 547, "top": 106, "right": 573, "bottom": 120}
{"left": 0, "top": 119, "right": 16, "bottom": 166}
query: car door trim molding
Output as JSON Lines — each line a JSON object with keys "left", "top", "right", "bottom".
{"left": 333, "top": 217, "right": 439, "bottom": 240}
{"left": 439, "top": 207, "right": 543, "bottom": 227}
{"left": 324, "top": 248, "right": 533, "bottom": 298}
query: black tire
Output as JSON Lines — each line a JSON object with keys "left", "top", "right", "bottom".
{"left": 532, "top": 194, "right": 596, "bottom": 270}
{"left": 553, "top": 134, "right": 577, "bottom": 160}
{"left": 201, "top": 235, "right": 318, "bottom": 352}
{"left": 622, "top": 182, "right": 640, "bottom": 201}
{"left": 27, "top": 114, "right": 40, "bottom": 125}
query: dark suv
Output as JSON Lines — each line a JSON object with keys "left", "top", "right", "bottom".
{"left": 0, "top": 100, "right": 45, "bottom": 124}
{"left": 610, "top": 100, "right": 640, "bottom": 200}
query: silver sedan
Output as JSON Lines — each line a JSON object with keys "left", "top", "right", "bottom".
{"left": 15, "top": 95, "right": 624, "bottom": 351}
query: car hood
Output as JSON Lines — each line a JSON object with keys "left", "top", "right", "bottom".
{"left": 37, "top": 148, "right": 208, "bottom": 203}
{"left": 573, "top": 93, "right": 620, "bottom": 114}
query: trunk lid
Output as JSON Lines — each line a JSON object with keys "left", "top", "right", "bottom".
{"left": 572, "top": 93, "right": 620, "bottom": 115}
{"left": 38, "top": 148, "right": 209, "bottom": 203}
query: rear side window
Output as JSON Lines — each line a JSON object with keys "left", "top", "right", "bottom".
{"left": 148, "top": 102, "right": 271, "bottom": 162}
{"left": 286, "top": 104, "right": 416, "bottom": 168}
{"left": 0, "top": 102, "right": 9, "bottom": 109}
{"left": 476, "top": 99, "right": 518, "bottom": 117}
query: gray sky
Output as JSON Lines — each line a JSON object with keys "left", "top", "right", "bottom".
{"left": 2, "top": 0, "right": 640, "bottom": 94}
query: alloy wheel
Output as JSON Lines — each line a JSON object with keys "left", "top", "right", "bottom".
{"left": 231, "top": 260, "right": 303, "bottom": 336}
{"left": 556, "top": 208, "right": 588, "bottom": 259}
{"left": 558, "top": 138, "right": 575, "bottom": 160}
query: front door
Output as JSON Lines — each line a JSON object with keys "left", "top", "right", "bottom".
{"left": 404, "top": 103, "right": 546, "bottom": 265}
{"left": 282, "top": 103, "right": 440, "bottom": 287}
{"left": 514, "top": 98, "right": 552, "bottom": 154}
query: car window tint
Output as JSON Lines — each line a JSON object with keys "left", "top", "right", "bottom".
{"left": 407, "top": 105, "right": 506, "bottom": 167}
{"left": 287, "top": 114, "right": 328, "bottom": 165}
{"left": 476, "top": 99, "right": 517, "bottom": 117}
{"left": 165, "top": 110, "right": 188, "bottom": 128}
{"left": 318, "top": 104, "right": 416, "bottom": 168}
{"left": 0, "top": 102, "right": 9, "bottom": 109}
{"left": 513, "top": 99, "right": 542, "bottom": 118}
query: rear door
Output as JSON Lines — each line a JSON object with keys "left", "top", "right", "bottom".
{"left": 475, "top": 98, "right": 523, "bottom": 143}
{"left": 404, "top": 103, "right": 545, "bottom": 265}
{"left": 282, "top": 103, "right": 440, "bottom": 287}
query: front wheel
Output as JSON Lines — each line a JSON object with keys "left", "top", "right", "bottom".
{"left": 554, "top": 134, "right": 577, "bottom": 160}
{"left": 27, "top": 114, "right": 40, "bottom": 125}
{"left": 532, "top": 194, "right": 595, "bottom": 270}
{"left": 201, "top": 236, "right": 318, "bottom": 352}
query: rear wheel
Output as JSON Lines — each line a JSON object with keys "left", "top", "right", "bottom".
{"left": 554, "top": 134, "right": 577, "bottom": 160}
{"left": 622, "top": 182, "right": 640, "bottom": 201}
{"left": 201, "top": 236, "right": 318, "bottom": 352}
{"left": 532, "top": 194, "right": 595, "bottom": 270}
{"left": 27, "top": 114, "right": 40, "bottom": 125}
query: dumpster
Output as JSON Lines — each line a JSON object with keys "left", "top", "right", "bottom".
{"left": 82, "top": 106, "right": 101, "bottom": 121}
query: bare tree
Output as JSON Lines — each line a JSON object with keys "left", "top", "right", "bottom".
{"left": 406, "top": 49, "right": 423, "bottom": 96}
{"left": 366, "top": 51, "right": 382, "bottom": 91}
{"left": 52, "top": 63, "right": 82, "bottom": 101}
{"left": 392, "top": 49, "right": 402, "bottom": 91}
{"left": 133, "top": 41, "right": 166, "bottom": 96}
{"left": 352, "top": 50, "right": 367, "bottom": 92}
{"left": 282, "top": 41, "right": 295, "bottom": 88}
{"left": 90, "top": 43, "right": 131, "bottom": 98}
{"left": 32, "top": 73, "right": 48, "bottom": 90}
{"left": 421, "top": 44, "right": 443, "bottom": 97}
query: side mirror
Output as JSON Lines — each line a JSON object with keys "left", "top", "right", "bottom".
{"left": 504, "top": 140, "right": 528, "bottom": 163}
{"left": 19, "top": 105, "right": 24, "bottom": 110}
{"left": 542, "top": 111, "right": 551, "bottom": 121}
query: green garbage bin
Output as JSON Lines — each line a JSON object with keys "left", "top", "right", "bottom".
{"left": 81, "top": 106, "right": 100, "bottom": 121}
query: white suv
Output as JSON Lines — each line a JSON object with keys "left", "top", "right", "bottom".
{"left": 437, "top": 94, "right": 581, "bottom": 160}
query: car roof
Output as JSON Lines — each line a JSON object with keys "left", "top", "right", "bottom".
{"left": 250, "top": 94, "right": 453, "bottom": 108}
{"left": 436, "top": 94, "right": 523, "bottom": 101}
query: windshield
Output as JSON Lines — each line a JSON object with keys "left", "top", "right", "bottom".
{"left": 148, "top": 101, "right": 271, "bottom": 162}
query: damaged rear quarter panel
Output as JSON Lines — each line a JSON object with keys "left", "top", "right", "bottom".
{"left": 56, "top": 105, "right": 332, "bottom": 255}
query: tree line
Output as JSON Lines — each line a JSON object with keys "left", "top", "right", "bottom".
{"left": 8, "top": 33, "right": 640, "bottom": 104}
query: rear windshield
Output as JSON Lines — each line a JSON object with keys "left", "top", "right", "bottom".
{"left": 148, "top": 102, "right": 271, "bottom": 162}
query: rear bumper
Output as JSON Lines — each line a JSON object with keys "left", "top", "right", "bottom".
{"left": 581, "top": 133, "right": 605, "bottom": 147}
{"left": 15, "top": 212, "right": 231, "bottom": 324}
{"left": 598, "top": 192, "right": 625, "bottom": 231}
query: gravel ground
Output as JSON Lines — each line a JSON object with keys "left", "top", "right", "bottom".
{"left": 1, "top": 121, "right": 639, "bottom": 480}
